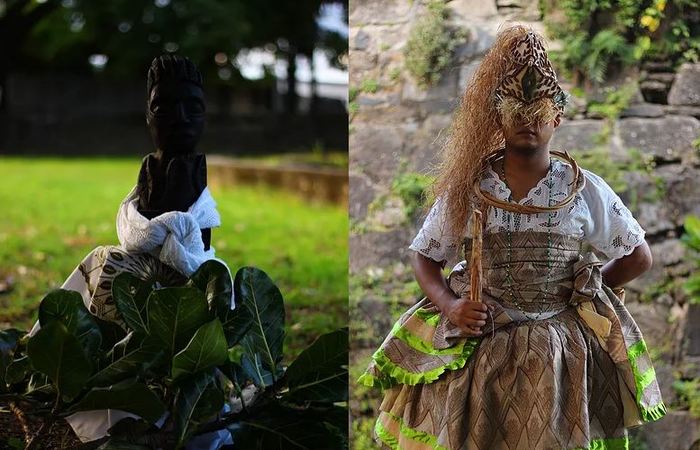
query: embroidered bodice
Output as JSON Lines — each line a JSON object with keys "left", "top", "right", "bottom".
{"left": 410, "top": 159, "right": 646, "bottom": 263}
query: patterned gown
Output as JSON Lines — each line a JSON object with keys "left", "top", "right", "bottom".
{"left": 359, "top": 159, "right": 666, "bottom": 450}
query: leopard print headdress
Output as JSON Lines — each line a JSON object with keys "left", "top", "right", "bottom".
{"left": 494, "top": 30, "right": 568, "bottom": 126}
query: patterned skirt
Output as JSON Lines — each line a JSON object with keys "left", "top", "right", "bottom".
{"left": 359, "top": 231, "right": 666, "bottom": 450}
{"left": 62, "top": 245, "right": 186, "bottom": 323}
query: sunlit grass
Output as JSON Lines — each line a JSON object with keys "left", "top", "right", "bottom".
{"left": 0, "top": 156, "right": 348, "bottom": 358}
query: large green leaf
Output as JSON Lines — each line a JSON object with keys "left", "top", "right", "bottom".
{"left": 27, "top": 321, "right": 92, "bottom": 401}
{"left": 25, "top": 372, "right": 55, "bottom": 402}
{"left": 147, "top": 287, "right": 210, "bottom": 357}
{"left": 284, "top": 328, "right": 348, "bottom": 403}
{"left": 93, "top": 316, "right": 128, "bottom": 353}
{"left": 112, "top": 272, "right": 152, "bottom": 335}
{"left": 189, "top": 260, "right": 249, "bottom": 346}
{"left": 171, "top": 319, "right": 227, "bottom": 381}
{"left": 69, "top": 381, "right": 166, "bottom": 424}
{"left": 5, "top": 355, "right": 31, "bottom": 385}
{"left": 234, "top": 267, "right": 285, "bottom": 385}
{"left": 236, "top": 345, "right": 282, "bottom": 388}
{"left": 188, "top": 259, "right": 232, "bottom": 309}
{"left": 107, "top": 417, "right": 157, "bottom": 440}
{"left": 106, "top": 331, "right": 137, "bottom": 363}
{"left": 0, "top": 328, "right": 24, "bottom": 392}
{"left": 217, "top": 360, "right": 246, "bottom": 390}
{"left": 218, "top": 344, "right": 274, "bottom": 388}
{"left": 173, "top": 372, "right": 224, "bottom": 448}
{"left": 89, "top": 340, "right": 166, "bottom": 387}
{"left": 38, "top": 289, "right": 102, "bottom": 357}
{"left": 26, "top": 372, "right": 49, "bottom": 392}
{"left": 228, "top": 403, "right": 348, "bottom": 450}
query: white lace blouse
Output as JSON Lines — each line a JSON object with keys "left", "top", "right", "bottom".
{"left": 409, "top": 159, "right": 646, "bottom": 263}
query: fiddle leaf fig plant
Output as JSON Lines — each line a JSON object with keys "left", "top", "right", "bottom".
{"left": 0, "top": 260, "right": 348, "bottom": 450}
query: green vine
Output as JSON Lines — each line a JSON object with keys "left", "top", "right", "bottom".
{"left": 570, "top": 146, "right": 659, "bottom": 213}
{"left": 645, "top": 1, "right": 700, "bottom": 66}
{"left": 682, "top": 215, "right": 700, "bottom": 305}
{"left": 588, "top": 82, "right": 638, "bottom": 144}
{"left": 542, "top": 0, "right": 700, "bottom": 85}
{"left": 672, "top": 378, "right": 700, "bottom": 419}
{"left": 391, "top": 172, "right": 435, "bottom": 219}
{"left": 403, "top": 0, "right": 466, "bottom": 88}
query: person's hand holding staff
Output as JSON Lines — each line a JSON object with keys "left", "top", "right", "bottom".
{"left": 445, "top": 209, "right": 488, "bottom": 335}
{"left": 470, "top": 209, "right": 483, "bottom": 305}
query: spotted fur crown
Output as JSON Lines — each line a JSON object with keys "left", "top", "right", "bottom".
{"left": 494, "top": 31, "right": 568, "bottom": 113}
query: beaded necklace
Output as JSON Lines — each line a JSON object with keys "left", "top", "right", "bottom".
{"left": 499, "top": 153, "right": 556, "bottom": 320}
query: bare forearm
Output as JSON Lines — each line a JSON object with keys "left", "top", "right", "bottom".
{"left": 411, "top": 251, "right": 488, "bottom": 335}
{"left": 601, "top": 241, "right": 653, "bottom": 288}
{"left": 411, "top": 252, "right": 458, "bottom": 311}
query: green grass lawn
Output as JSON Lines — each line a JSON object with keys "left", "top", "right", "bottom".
{"left": 0, "top": 157, "right": 348, "bottom": 359}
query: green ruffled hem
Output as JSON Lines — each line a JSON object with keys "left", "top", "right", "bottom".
{"left": 375, "top": 412, "right": 447, "bottom": 450}
{"left": 574, "top": 437, "right": 629, "bottom": 450}
{"left": 375, "top": 412, "right": 630, "bottom": 450}
{"left": 374, "top": 416, "right": 400, "bottom": 449}
{"left": 413, "top": 307, "right": 441, "bottom": 327}
{"left": 358, "top": 306, "right": 481, "bottom": 389}
{"left": 358, "top": 337, "right": 479, "bottom": 389}
{"left": 389, "top": 317, "right": 465, "bottom": 356}
{"left": 358, "top": 371, "right": 396, "bottom": 390}
{"left": 640, "top": 401, "right": 667, "bottom": 422}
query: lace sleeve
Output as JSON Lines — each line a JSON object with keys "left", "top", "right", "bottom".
{"left": 408, "top": 197, "right": 461, "bottom": 264}
{"left": 581, "top": 169, "right": 646, "bottom": 260}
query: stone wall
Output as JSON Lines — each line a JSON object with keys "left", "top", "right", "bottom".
{"left": 349, "top": 0, "right": 700, "bottom": 447}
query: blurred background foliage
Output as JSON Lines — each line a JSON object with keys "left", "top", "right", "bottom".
{"left": 0, "top": 0, "right": 348, "bottom": 112}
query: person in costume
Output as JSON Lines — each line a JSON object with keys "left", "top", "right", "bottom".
{"left": 359, "top": 25, "right": 666, "bottom": 450}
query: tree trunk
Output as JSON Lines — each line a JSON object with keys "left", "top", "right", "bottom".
{"left": 310, "top": 50, "right": 318, "bottom": 117}
{"left": 286, "top": 46, "right": 298, "bottom": 114}
{"left": 0, "top": 67, "right": 8, "bottom": 112}
{"left": 0, "top": 0, "right": 61, "bottom": 113}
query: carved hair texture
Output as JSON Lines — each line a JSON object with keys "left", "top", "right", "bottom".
{"left": 431, "top": 24, "right": 566, "bottom": 238}
{"left": 146, "top": 54, "right": 203, "bottom": 97}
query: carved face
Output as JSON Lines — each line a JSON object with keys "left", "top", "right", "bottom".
{"left": 146, "top": 79, "right": 205, "bottom": 155}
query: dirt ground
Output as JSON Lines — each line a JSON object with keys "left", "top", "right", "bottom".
{"left": 0, "top": 405, "right": 81, "bottom": 450}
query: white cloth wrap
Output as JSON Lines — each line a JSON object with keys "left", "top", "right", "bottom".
{"left": 116, "top": 185, "right": 234, "bottom": 308}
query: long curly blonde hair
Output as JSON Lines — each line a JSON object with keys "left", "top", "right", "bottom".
{"left": 431, "top": 24, "right": 559, "bottom": 237}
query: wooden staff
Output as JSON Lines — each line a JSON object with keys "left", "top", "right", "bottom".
{"left": 469, "top": 209, "right": 483, "bottom": 303}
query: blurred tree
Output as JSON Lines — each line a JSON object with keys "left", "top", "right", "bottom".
{"left": 0, "top": 0, "right": 62, "bottom": 111}
{"left": 245, "top": 0, "right": 323, "bottom": 114}
{"left": 0, "top": 0, "right": 347, "bottom": 113}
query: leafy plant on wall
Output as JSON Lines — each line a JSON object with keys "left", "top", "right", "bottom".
{"left": 541, "top": 0, "right": 700, "bottom": 86}
{"left": 682, "top": 215, "right": 700, "bottom": 303}
{"left": 403, "top": 0, "right": 466, "bottom": 88}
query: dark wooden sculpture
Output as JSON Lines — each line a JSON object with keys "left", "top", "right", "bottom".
{"left": 136, "top": 54, "right": 211, "bottom": 250}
